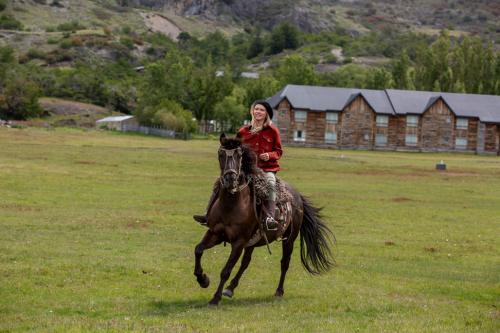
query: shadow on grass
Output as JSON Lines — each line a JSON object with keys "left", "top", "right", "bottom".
{"left": 147, "top": 294, "right": 299, "bottom": 315}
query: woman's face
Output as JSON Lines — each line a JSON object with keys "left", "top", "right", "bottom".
{"left": 252, "top": 104, "right": 267, "bottom": 122}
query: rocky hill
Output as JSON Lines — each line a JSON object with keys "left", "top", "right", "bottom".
{"left": 3, "top": 0, "right": 499, "bottom": 38}
{"left": 122, "top": 0, "right": 500, "bottom": 37}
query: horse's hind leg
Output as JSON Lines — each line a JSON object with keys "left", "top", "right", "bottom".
{"left": 209, "top": 241, "right": 245, "bottom": 306}
{"left": 223, "top": 247, "right": 255, "bottom": 298}
{"left": 275, "top": 239, "right": 294, "bottom": 297}
{"left": 194, "top": 231, "right": 222, "bottom": 289}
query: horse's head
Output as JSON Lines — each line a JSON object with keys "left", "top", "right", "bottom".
{"left": 218, "top": 133, "right": 257, "bottom": 193}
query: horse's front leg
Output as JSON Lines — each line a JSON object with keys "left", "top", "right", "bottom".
{"left": 222, "top": 246, "right": 255, "bottom": 298}
{"left": 209, "top": 240, "right": 245, "bottom": 306}
{"left": 194, "top": 230, "right": 222, "bottom": 288}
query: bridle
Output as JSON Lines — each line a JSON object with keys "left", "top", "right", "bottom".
{"left": 219, "top": 146, "right": 248, "bottom": 194}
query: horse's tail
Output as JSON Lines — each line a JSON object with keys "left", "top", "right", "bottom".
{"left": 299, "top": 195, "right": 335, "bottom": 275}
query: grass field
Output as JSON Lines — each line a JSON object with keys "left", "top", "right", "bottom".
{"left": 0, "top": 127, "right": 499, "bottom": 332}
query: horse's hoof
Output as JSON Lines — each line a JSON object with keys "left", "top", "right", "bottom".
{"left": 208, "top": 299, "right": 219, "bottom": 306}
{"left": 197, "top": 274, "right": 210, "bottom": 288}
{"left": 274, "top": 290, "right": 284, "bottom": 297}
{"left": 222, "top": 288, "right": 233, "bottom": 298}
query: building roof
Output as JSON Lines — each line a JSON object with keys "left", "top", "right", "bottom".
{"left": 268, "top": 85, "right": 500, "bottom": 123}
{"left": 96, "top": 116, "right": 135, "bottom": 123}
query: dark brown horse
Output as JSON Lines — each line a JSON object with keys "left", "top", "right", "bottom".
{"left": 194, "top": 133, "right": 334, "bottom": 306}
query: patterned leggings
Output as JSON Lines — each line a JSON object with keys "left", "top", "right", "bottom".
{"left": 263, "top": 171, "right": 277, "bottom": 202}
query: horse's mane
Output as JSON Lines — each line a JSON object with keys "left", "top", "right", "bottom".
{"left": 221, "top": 137, "right": 259, "bottom": 176}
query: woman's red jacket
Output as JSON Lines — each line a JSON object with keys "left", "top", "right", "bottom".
{"left": 237, "top": 124, "right": 283, "bottom": 172}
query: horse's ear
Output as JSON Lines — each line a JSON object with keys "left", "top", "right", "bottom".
{"left": 219, "top": 133, "right": 226, "bottom": 145}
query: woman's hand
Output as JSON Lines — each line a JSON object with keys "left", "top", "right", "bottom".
{"left": 259, "top": 153, "right": 270, "bottom": 161}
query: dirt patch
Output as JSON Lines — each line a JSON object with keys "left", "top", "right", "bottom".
{"left": 0, "top": 203, "right": 42, "bottom": 212}
{"left": 126, "top": 219, "right": 154, "bottom": 229}
{"left": 39, "top": 98, "right": 109, "bottom": 116}
{"left": 75, "top": 160, "right": 118, "bottom": 167}
{"left": 385, "top": 241, "right": 396, "bottom": 246}
{"left": 424, "top": 247, "right": 438, "bottom": 253}
{"left": 151, "top": 199, "right": 179, "bottom": 206}
{"left": 392, "top": 197, "right": 412, "bottom": 203}
{"left": 141, "top": 12, "right": 182, "bottom": 40}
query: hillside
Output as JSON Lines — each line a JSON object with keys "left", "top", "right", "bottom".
{"left": 1, "top": 0, "right": 498, "bottom": 128}
{"left": 1, "top": 0, "right": 497, "bottom": 68}
{"left": 3, "top": 1, "right": 499, "bottom": 37}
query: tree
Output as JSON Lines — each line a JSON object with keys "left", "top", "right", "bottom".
{"left": 0, "top": 67, "right": 42, "bottom": 120}
{"left": 186, "top": 59, "right": 234, "bottom": 123}
{"left": 365, "top": 68, "right": 394, "bottom": 89}
{"left": 139, "top": 49, "right": 193, "bottom": 109}
{"left": 247, "top": 33, "right": 264, "bottom": 59}
{"left": 243, "top": 75, "right": 280, "bottom": 109}
{"left": 268, "top": 23, "right": 300, "bottom": 54}
{"left": 213, "top": 93, "right": 247, "bottom": 132}
{"left": 275, "top": 55, "right": 317, "bottom": 86}
{"left": 319, "top": 64, "right": 369, "bottom": 88}
{"left": 392, "top": 50, "right": 415, "bottom": 90}
{"left": 197, "top": 30, "right": 230, "bottom": 65}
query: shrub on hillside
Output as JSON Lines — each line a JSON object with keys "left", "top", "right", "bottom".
{"left": 56, "top": 20, "right": 86, "bottom": 32}
{"left": 0, "top": 0, "right": 7, "bottom": 11}
{"left": 119, "top": 37, "right": 134, "bottom": 50}
{"left": 0, "top": 14, "right": 23, "bottom": 30}
{"left": 26, "top": 48, "right": 46, "bottom": 61}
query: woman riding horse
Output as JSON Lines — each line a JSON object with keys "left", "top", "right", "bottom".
{"left": 193, "top": 133, "right": 334, "bottom": 305}
{"left": 194, "top": 100, "right": 282, "bottom": 231}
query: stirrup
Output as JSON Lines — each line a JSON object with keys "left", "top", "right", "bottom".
{"left": 264, "top": 217, "right": 278, "bottom": 231}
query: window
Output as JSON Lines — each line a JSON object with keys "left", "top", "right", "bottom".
{"left": 325, "top": 132, "right": 337, "bottom": 144}
{"left": 294, "top": 111, "right": 307, "bottom": 122}
{"left": 406, "top": 134, "right": 418, "bottom": 146}
{"left": 294, "top": 130, "right": 306, "bottom": 142}
{"left": 376, "top": 115, "right": 388, "bottom": 127}
{"left": 326, "top": 112, "right": 338, "bottom": 124}
{"left": 455, "top": 137, "right": 467, "bottom": 149}
{"left": 456, "top": 118, "right": 468, "bottom": 130}
{"left": 407, "top": 115, "right": 419, "bottom": 127}
{"left": 375, "top": 134, "right": 387, "bottom": 146}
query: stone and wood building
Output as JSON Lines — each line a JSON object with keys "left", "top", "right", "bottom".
{"left": 267, "top": 85, "right": 500, "bottom": 155}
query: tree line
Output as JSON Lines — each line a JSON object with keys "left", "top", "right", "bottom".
{"left": 1, "top": 27, "right": 499, "bottom": 133}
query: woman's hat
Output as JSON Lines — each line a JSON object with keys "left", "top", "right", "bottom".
{"left": 253, "top": 100, "right": 273, "bottom": 119}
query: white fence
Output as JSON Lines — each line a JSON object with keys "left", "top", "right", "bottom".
{"left": 122, "top": 124, "right": 190, "bottom": 139}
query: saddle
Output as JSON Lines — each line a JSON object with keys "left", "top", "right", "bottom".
{"left": 246, "top": 173, "right": 294, "bottom": 247}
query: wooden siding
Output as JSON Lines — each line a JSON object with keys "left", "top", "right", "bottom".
{"left": 466, "top": 118, "right": 479, "bottom": 151}
{"left": 484, "top": 124, "right": 499, "bottom": 153}
{"left": 421, "top": 99, "right": 454, "bottom": 151}
{"left": 272, "top": 96, "right": 497, "bottom": 154}
{"left": 305, "top": 112, "right": 326, "bottom": 145}
{"left": 339, "top": 96, "right": 375, "bottom": 149}
{"left": 276, "top": 99, "right": 292, "bottom": 143}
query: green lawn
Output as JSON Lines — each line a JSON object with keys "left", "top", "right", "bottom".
{"left": 0, "top": 127, "right": 499, "bottom": 332}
